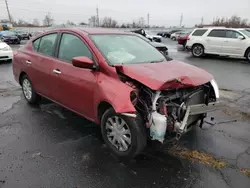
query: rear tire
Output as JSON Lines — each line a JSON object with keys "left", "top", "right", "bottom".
{"left": 21, "top": 75, "right": 41, "bottom": 104}
{"left": 172, "top": 37, "right": 176, "bottom": 41}
{"left": 192, "top": 44, "right": 204, "bottom": 57}
{"left": 246, "top": 49, "right": 250, "bottom": 62}
{"left": 101, "top": 108, "right": 147, "bottom": 159}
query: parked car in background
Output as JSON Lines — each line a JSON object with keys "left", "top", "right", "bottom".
{"left": 170, "top": 31, "right": 190, "bottom": 41}
{"left": 178, "top": 32, "right": 191, "bottom": 47}
{"left": 0, "top": 31, "right": 20, "bottom": 44}
{"left": 13, "top": 30, "right": 30, "bottom": 40}
{"left": 165, "top": 29, "right": 182, "bottom": 38}
{"left": 186, "top": 28, "right": 250, "bottom": 62}
{"left": 132, "top": 29, "right": 162, "bottom": 42}
{"left": 157, "top": 31, "right": 169, "bottom": 38}
{"left": 13, "top": 28, "right": 220, "bottom": 158}
{"left": 0, "top": 40, "right": 13, "bottom": 62}
{"left": 145, "top": 31, "right": 162, "bottom": 42}
{"left": 133, "top": 33, "right": 169, "bottom": 55}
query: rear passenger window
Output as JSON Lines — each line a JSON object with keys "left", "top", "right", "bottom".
{"left": 38, "top": 33, "right": 57, "bottom": 56}
{"left": 207, "top": 29, "right": 226, "bottom": 38}
{"left": 192, "top": 29, "right": 207, "bottom": 36}
{"left": 33, "top": 38, "right": 41, "bottom": 51}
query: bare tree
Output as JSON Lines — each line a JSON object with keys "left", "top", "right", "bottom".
{"left": 66, "top": 20, "right": 76, "bottom": 26}
{"left": 101, "top": 17, "right": 118, "bottom": 28}
{"left": 32, "top": 18, "right": 40, "bottom": 26}
{"left": 43, "top": 12, "right": 54, "bottom": 26}
{"left": 212, "top": 15, "right": 249, "bottom": 28}
{"left": 88, "top": 16, "right": 97, "bottom": 27}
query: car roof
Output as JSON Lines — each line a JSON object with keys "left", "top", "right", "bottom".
{"left": 45, "top": 27, "right": 128, "bottom": 35}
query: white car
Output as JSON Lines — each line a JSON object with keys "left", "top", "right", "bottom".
{"left": 145, "top": 31, "right": 162, "bottom": 42}
{"left": 0, "top": 41, "right": 13, "bottom": 62}
{"left": 186, "top": 27, "right": 250, "bottom": 62}
{"left": 170, "top": 31, "right": 184, "bottom": 40}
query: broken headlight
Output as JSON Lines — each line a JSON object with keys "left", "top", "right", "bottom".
{"left": 210, "top": 79, "right": 219, "bottom": 99}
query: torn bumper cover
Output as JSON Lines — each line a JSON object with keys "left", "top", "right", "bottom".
{"left": 175, "top": 101, "right": 222, "bottom": 133}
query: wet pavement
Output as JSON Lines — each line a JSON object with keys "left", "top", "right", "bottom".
{"left": 0, "top": 39, "right": 250, "bottom": 188}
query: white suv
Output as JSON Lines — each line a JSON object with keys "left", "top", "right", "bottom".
{"left": 186, "top": 27, "right": 250, "bottom": 62}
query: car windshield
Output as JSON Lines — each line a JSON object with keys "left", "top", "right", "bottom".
{"left": 239, "top": 29, "right": 250, "bottom": 38}
{"left": 90, "top": 34, "right": 166, "bottom": 65}
{"left": 3, "top": 31, "right": 16, "bottom": 36}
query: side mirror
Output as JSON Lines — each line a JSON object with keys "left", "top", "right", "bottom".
{"left": 238, "top": 36, "right": 245, "bottom": 40}
{"left": 72, "top": 56, "right": 95, "bottom": 69}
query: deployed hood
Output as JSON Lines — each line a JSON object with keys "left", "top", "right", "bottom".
{"left": 115, "top": 61, "right": 213, "bottom": 90}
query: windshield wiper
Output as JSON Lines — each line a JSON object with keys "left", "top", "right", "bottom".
{"left": 150, "top": 60, "right": 164, "bottom": 63}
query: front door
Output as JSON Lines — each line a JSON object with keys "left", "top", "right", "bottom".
{"left": 222, "top": 30, "right": 246, "bottom": 56}
{"left": 205, "top": 29, "right": 226, "bottom": 54}
{"left": 52, "top": 33, "right": 97, "bottom": 119}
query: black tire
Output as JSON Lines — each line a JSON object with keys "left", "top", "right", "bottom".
{"left": 192, "top": 44, "right": 204, "bottom": 57}
{"left": 172, "top": 37, "right": 176, "bottom": 41}
{"left": 245, "top": 49, "right": 250, "bottom": 62}
{"left": 101, "top": 108, "right": 147, "bottom": 159}
{"left": 21, "top": 75, "right": 41, "bottom": 104}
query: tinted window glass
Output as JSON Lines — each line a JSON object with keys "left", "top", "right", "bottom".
{"left": 225, "top": 30, "right": 242, "bottom": 38}
{"left": 207, "top": 29, "right": 226, "bottom": 37}
{"left": 192, "top": 29, "right": 207, "bottom": 36}
{"left": 33, "top": 38, "right": 41, "bottom": 51}
{"left": 38, "top": 33, "right": 57, "bottom": 56}
{"left": 58, "top": 34, "right": 92, "bottom": 62}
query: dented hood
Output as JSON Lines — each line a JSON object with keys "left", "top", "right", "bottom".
{"left": 115, "top": 61, "right": 213, "bottom": 90}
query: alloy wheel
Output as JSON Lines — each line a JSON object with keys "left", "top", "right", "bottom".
{"left": 193, "top": 45, "right": 203, "bottom": 57}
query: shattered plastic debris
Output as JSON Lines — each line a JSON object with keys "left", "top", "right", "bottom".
{"left": 32, "top": 152, "right": 41, "bottom": 158}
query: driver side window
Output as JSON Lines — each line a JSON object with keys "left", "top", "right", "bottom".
{"left": 225, "top": 30, "right": 243, "bottom": 39}
{"left": 58, "top": 33, "right": 92, "bottom": 62}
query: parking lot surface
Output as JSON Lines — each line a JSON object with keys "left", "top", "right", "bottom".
{"left": 0, "top": 40, "right": 250, "bottom": 188}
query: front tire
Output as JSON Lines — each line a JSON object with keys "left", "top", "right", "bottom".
{"left": 101, "top": 108, "right": 147, "bottom": 159}
{"left": 192, "top": 44, "right": 204, "bottom": 57}
{"left": 21, "top": 75, "right": 40, "bottom": 104}
{"left": 172, "top": 37, "right": 176, "bottom": 41}
{"left": 246, "top": 49, "right": 250, "bottom": 62}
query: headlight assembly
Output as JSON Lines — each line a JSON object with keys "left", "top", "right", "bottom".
{"left": 210, "top": 79, "right": 219, "bottom": 99}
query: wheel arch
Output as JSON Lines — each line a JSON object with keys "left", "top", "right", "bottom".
{"left": 244, "top": 47, "right": 250, "bottom": 57}
{"left": 19, "top": 71, "right": 27, "bottom": 85}
{"left": 97, "top": 101, "right": 113, "bottom": 123}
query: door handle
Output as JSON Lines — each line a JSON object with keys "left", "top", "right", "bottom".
{"left": 53, "top": 69, "right": 61, "bottom": 75}
{"left": 25, "top": 60, "right": 32, "bottom": 64}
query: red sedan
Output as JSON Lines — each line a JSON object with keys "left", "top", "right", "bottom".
{"left": 12, "top": 28, "right": 220, "bottom": 158}
{"left": 178, "top": 34, "right": 190, "bottom": 47}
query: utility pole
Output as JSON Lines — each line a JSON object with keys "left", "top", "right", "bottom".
{"left": 147, "top": 13, "right": 150, "bottom": 28}
{"left": 180, "top": 13, "right": 183, "bottom": 28}
{"left": 201, "top": 16, "right": 204, "bottom": 26}
{"left": 96, "top": 6, "right": 99, "bottom": 27}
{"left": 4, "top": 0, "right": 12, "bottom": 23}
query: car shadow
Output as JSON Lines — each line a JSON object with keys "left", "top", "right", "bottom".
{"left": 31, "top": 99, "right": 193, "bottom": 187}
{"left": 186, "top": 54, "right": 249, "bottom": 64}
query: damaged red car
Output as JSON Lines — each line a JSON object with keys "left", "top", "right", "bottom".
{"left": 12, "top": 28, "right": 220, "bottom": 158}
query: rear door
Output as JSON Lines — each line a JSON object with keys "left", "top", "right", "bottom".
{"left": 222, "top": 30, "right": 246, "bottom": 56}
{"left": 205, "top": 29, "right": 226, "bottom": 54}
{"left": 51, "top": 32, "right": 97, "bottom": 119}
{"left": 26, "top": 33, "right": 59, "bottom": 99}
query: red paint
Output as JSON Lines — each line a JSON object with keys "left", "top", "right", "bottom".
{"left": 12, "top": 28, "right": 213, "bottom": 125}
{"left": 178, "top": 35, "right": 189, "bottom": 45}
{"left": 115, "top": 61, "right": 213, "bottom": 90}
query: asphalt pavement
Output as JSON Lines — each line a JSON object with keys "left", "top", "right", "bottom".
{"left": 0, "top": 39, "right": 250, "bottom": 188}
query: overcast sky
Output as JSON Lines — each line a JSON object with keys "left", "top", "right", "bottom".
{"left": 0, "top": 0, "right": 249, "bottom": 27}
